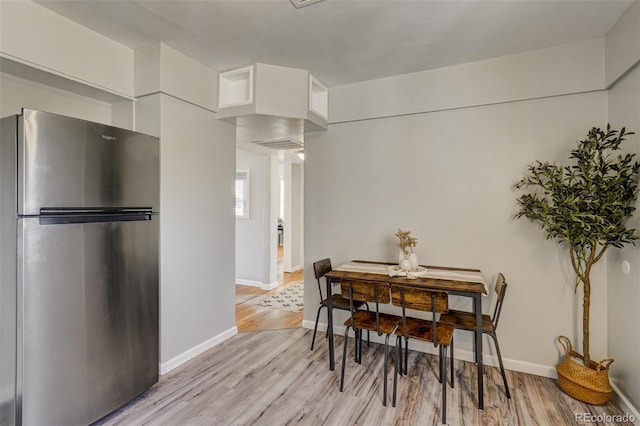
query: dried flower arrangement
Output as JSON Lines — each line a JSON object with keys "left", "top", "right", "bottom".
{"left": 395, "top": 229, "right": 418, "bottom": 256}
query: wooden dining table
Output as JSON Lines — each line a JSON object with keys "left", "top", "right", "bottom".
{"left": 323, "top": 260, "right": 489, "bottom": 410}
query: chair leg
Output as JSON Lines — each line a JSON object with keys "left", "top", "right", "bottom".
{"left": 441, "top": 345, "right": 447, "bottom": 424}
{"left": 311, "top": 305, "right": 325, "bottom": 350}
{"left": 356, "top": 329, "right": 360, "bottom": 362}
{"left": 393, "top": 335, "right": 401, "bottom": 407}
{"left": 404, "top": 337, "right": 409, "bottom": 375}
{"left": 490, "top": 332, "right": 511, "bottom": 399}
{"left": 450, "top": 338, "right": 454, "bottom": 388}
{"left": 354, "top": 329, "right": 359, "bottom": 364}
{"left": 438, "top": 344, "right": 442, "bottom": 384}
{"left": 340, "top": 327, "right": 350, "bottom": 392}
{"left": 383, "top": 333, "right": 391, "bottom": 406}
{"left": 397, "top": 337, "right": 403, "bottom": 376}
{"left": 353, "top": 329, "right": 357, "bottom": 363}
{"left": 355, "top": 303, "right": 370, "bottom": 348}
{"left": 363, "top": 302, "right": 371, "bottom": 347}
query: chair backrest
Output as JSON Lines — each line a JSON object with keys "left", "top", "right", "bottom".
{"left": 313, "top": 258, "right": 332, "bottom": 300}
{"left": 492, "top": 273, "right": 508, "bottom": 330}
{"left": 340, "top": 280, "right": 391, "bottom": 304}
{"left": 391, "top": 284, "right": 449, "bottom": 347}
{"left": 390, "top": 285, "right": 449, "bottom": 313}
{"left": 341, "top": 280, "right": 390, "bottom": 335}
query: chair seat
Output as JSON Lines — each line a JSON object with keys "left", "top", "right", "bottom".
{"left": 321, "top": 295, "right": 365, "bottom": 311}
{"left": 344, "top": 310, "right": 400, "bottom": 335}
{"left": 396, "top": 317, "right": 454, "bottom": 346}
{"left": 439, "top": 309, "right": 494, "bottom": 333}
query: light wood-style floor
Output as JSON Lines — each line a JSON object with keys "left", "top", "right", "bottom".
{"left": 235, "top": 245, "right": 304, "bottom": 332}
{"left": 94, "top": 328, "right": 634, "bottom": 426}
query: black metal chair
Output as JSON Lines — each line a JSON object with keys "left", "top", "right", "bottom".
{"left": 440, "top": 272, "right": 510, "bottom": 399}
{"left": 390, "top": 285, "right": 455, "bottom": 424}
{"left": 311, "top": 258, "right": 369, "bottom": 350}
{"left": 340, "top": 280, "right": 400, "bottom": 406}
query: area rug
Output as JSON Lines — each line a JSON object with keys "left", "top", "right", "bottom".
{"left": 257, "top": 282, "right": 304, "bottom": 312}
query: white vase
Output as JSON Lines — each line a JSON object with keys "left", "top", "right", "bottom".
{"left": 399, "top": 259, "right": 411, "bottom": 272}
{"left": 408, "top": 253, "right": 419, "bottom": 271}
{"left": 398, "top": 249, "right": 406, "bottom": 264}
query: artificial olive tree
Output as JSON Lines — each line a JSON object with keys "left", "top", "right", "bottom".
{"left": 515, "top": 125, "right": 640, "bottom": 366}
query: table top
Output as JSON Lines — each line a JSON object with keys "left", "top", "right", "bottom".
{"left": 324, "top": 260, "right": 488, "bottom": 295}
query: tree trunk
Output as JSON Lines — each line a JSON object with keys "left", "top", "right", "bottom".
{"left": 570, "top": 245, "right": 606, "bottom": 368}
{"left": 582, "top": 273, "right": 591, "bottom": 366}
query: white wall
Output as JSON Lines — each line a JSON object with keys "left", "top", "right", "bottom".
{"left": 330, "top": 38, "right": 604, "bottom": 123}
{"left": 605, "top": 1, "right": 640, "bottom": 87}
{"left": 607, "top": 64, "right": 640, "bottom": 412}
{"left": 135, "top": 43, "right": 218, "bottom": 112}
{"left": 284, "top": 163, "right": 303, "bottom": 271}
{"left": 0, "top": 73, "right": 112, "bottom": 123}
{"left": 236, "top": 149, "right": 276, "bottom": 288}
{"left": 606, "top": 0, "right": 640, "bottom": 411}
{"left": 146, "top": 94, "right": 236, "bottom": 371}
{"left": 305, "top": 39, "right": 610, "bottom": 376}
{"left": 305, "top": 92, "right": 608, "bottom": 372}
{"left": 269, "top": 155, "right": 280, "bottom": 284}
{"left": 0, "top": 1, "right": 133, "bottom": 97}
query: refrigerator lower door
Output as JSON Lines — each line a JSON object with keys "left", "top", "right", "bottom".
{"left": 18, "top": 217, "right": 159, "bottom": 426}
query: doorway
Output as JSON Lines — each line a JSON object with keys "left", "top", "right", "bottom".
{"left": 235, "top": 150, "right": 304, "bottom": 332}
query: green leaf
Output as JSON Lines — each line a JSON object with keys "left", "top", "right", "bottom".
{"left": 514, "top": 124, "right": 640, "bottom": 283}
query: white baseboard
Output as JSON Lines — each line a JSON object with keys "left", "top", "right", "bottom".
{"left": 160, "top": 326, "right": 238, "bottom": 375}
{"left": 302, "top": 320, "right": 557, "bottom": 379}
{"left": 610, "top": 381, "right": 640, "bottom": 424}
{"left": 302, "top": 319, "right": 320, "bottom": 331}
{"left": 236, "top": 278, "right": 279, "bottom": 290}
{"left": 284, "top": 265, "right": 303, "bottom": 273}
{"left": 262, "top": 281, "right": 279, "bottom": 290}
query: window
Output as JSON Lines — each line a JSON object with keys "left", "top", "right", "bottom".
{"left": 235, "top": 169, "right": 250, "bottom": 219}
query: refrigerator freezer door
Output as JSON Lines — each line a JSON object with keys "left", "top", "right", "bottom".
{"left": 18, "top": 217, "right": 159, "bottom": 426}
{"left": 18, "top": 109, "right": 159, "bottom": 215}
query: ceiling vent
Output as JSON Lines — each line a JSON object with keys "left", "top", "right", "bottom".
{"left": 290, "top": 0, "right": 324, "bottom": 9}
{"left": 251, "top": 138, "right": 303, "bottom": 150}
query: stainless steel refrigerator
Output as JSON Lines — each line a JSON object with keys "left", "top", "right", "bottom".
{"left": 0, "top": 109, "right": 159, "bottom": 426}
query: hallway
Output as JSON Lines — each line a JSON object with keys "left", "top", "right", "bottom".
{"left": 235, "top": 247, "right": 304, "bottom": 332}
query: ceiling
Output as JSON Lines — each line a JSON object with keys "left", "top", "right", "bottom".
{"left": 37, "top": 0, "right": 632, "bottom": 88}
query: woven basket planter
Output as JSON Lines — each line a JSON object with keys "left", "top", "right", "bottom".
{"left": 556, "top": 336, "right": 614, "bottom": 405}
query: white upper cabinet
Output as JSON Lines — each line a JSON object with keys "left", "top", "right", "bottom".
{"left": 218, "top": 65, "right": 254, "bottom": 108}
{"left": 217, "top": 63, "right": 328, "bottom": 131}
{"left": 308, "top": 75, "right": 328, "bottom": 120}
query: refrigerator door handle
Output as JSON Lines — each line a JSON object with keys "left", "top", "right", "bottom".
{"left": 38, "top": 208, "right": 155, "bottom": 225}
